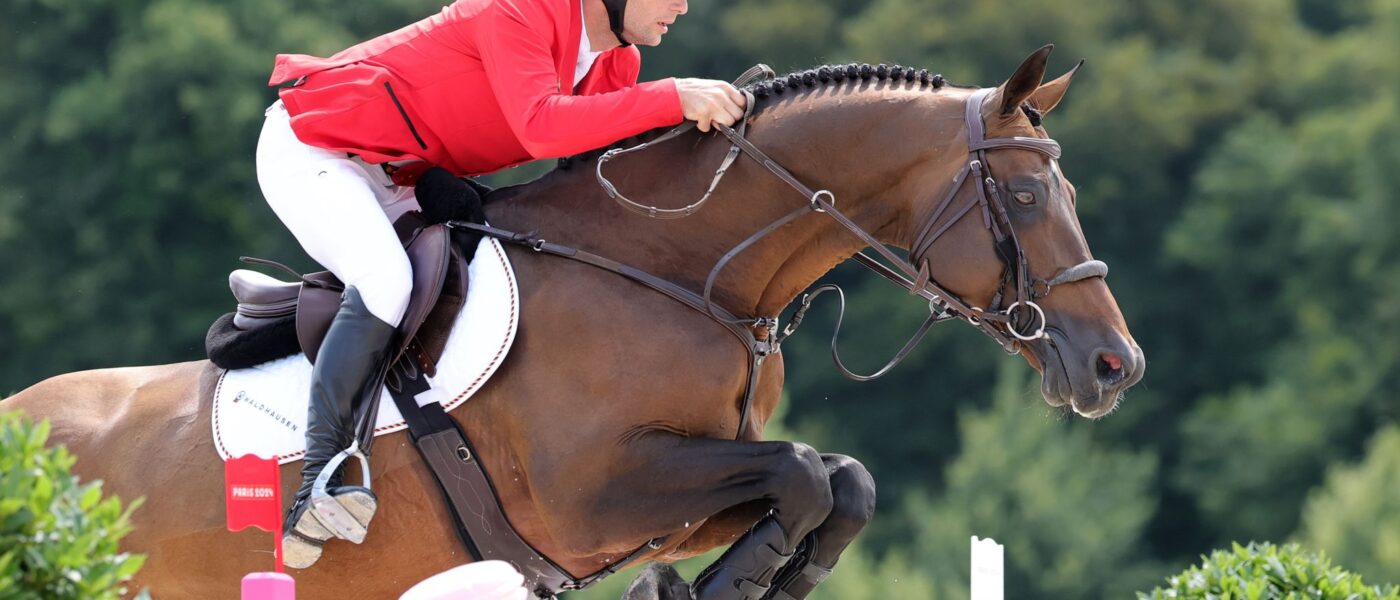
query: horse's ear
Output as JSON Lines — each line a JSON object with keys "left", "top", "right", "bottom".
{"left": 995, "top": 44, "right": 1054, "bottom": 116}
{"left": 1027, "top": 59, "right": 1083, "bottom": 116}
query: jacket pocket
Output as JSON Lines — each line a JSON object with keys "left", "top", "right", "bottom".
{"left": 384, "top": 82, "right": 428, "bottom": 150}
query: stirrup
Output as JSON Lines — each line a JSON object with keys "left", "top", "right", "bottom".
{"left": 309, "top": 440, "right": 375, "bottom": 542}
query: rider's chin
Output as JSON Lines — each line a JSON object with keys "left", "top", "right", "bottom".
{"left": 625, "top": 27, "right": 661, "bottom": 47}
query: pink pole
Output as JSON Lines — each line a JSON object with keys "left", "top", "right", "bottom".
{"left": 242, "top": 572, "right": 295, "bottom": 600}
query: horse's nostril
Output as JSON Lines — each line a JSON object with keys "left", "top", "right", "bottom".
{"left": 1095, "top": 352, "right": 1126, "bottom": 385}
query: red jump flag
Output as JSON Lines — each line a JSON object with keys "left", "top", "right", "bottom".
{"left": 226, "top": 454, "right": 287, "bottom": 573}
{"left": 226, "top": 454, "right": 282, "bottom": 532}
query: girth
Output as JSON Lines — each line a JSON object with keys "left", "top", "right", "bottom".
{"left": 385, "top": 373, "right": 661, "bottom": 598}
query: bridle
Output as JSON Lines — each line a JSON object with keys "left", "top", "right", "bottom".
{"left": 596, "top": 68, "right": 1107, "bottom": 381}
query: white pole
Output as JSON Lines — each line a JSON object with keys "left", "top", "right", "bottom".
{"left": 970, "top": 536, "right": 1004, "bottom": 600}
{"left": 400, "top": 561, "right": 529, "bottom": 600}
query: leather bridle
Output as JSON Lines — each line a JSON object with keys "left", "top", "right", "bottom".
{"left": 596, "top": 69, "right": 1107, "bottom": 381}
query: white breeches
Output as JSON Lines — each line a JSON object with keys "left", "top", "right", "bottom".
{"left": 256, "top": 101, "right": 418, "bottom": 326}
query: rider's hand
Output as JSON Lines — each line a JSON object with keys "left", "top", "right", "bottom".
{"left": 675, "top": 78, "right": 747, "bottom": 133}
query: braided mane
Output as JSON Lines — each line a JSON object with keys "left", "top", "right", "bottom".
{"left": 557, "top": 63, "right": 961, "bottom": 169}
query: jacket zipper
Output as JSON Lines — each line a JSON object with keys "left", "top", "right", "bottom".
{"left": 384, "top": 82, "right": 428, "bottom": 150}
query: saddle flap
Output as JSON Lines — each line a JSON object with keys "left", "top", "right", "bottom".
{"left": 397, "top": 224, "right": 452, "bottom": 364}
{"left": 296, "top": 272, "right": 344, "bottom": 365}
{"left": 414, "top": 233, "right": 471, "bottom": 377}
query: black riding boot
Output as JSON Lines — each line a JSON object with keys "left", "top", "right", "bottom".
{"left": 282, "top": 287, "right": 397, "bottom": 569}
{"left": 692, "top": 517, "right": 797, "bottom": 600}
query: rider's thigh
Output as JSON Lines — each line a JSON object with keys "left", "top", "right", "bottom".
{"left": 256, "top": 104, "right": 412, "bottom": 326}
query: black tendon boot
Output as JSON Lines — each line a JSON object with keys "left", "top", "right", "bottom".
{"left": 762, "top": 533, "right": 833, "bottom": 600}
{"left": 692, "top": 517, "right": 796, "bottom": 600}
{"left": 282, "top": 287, "right": 397, "bottom": 569}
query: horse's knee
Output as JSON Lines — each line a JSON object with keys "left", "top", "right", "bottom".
{"left": 769, "top": 442, "right": 834, "bottom": 533}
{"left": 822, "top": 455, "right": 876, "bottom": 541}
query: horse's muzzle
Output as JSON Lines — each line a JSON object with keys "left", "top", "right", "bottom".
{"left": 1036, "top": 328, "right": 1145, "bottom": 419}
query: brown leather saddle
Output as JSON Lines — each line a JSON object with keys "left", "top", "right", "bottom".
{"left": 227, "top": 213, "right": 469, "bottom": 378}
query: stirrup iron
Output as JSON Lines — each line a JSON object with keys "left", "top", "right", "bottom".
{"left": 309, "top": 440, "right": 374, "bottom": 542}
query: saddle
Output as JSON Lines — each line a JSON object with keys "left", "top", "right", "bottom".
{"left": 220, "top": 212, "right": 470, "bottom": 378}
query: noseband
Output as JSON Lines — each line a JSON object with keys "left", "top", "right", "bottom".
{"left": 596, "top": 69, "right": 1107, "bottom": 381}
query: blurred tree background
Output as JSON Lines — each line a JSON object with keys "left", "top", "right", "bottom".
{"left": 3, "top": 0, "right": 1399, "bottom": 597}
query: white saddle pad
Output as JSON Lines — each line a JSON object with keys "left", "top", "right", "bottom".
{"left": 212, "top": 237, "right": 519, "bottom": 464}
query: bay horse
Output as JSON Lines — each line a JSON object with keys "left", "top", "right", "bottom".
{"left": 3, "top": 45, "right": 1143, "bottom": 599}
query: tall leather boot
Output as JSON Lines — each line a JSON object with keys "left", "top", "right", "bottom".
{"left": 282, "top": 287, "right": 398, "bottom": 569}
{"left": 692, "top": 517, "right": 796, "bottom": 600}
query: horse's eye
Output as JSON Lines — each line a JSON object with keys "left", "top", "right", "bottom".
{"left": 1014, "top": 191, "right": 1036, "bottom": 205}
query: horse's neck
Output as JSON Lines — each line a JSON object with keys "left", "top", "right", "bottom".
{"left": 487, "top": 87, "right": 967, "bottom": 319}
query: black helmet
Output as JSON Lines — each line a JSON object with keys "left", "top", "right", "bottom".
{"left": 601, "top": 0, "right": 631, "bottom": 47}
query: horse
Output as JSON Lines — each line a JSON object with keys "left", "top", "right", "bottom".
{"left": 2, "top": 45, "right": 1144, "bottom": 599}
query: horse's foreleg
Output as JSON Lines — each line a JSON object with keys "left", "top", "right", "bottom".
{"left": 764, "top": 454, "right": 876, "bottom": 599}
{"left": 560, "top": 434, "right": 833, "bottom": 600}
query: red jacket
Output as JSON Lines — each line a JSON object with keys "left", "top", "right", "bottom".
{"left": 268, "top": 0, "right": 683, "bottom": 175}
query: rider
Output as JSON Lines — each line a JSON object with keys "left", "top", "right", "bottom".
{"left": 258, "top": 0, "right": 746, "bottom": 568}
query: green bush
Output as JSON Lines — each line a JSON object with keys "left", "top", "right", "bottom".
{"left": 1138, "top": 542, "right": 1399, "bottom": 600}
{"left": 0, "top": 410, "right": 146, "bottom": 600}
{"left": 1299, "top": 425, "right": 1400, "bottom": 583}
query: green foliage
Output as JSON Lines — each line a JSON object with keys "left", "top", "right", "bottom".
{"left": 1137, "top": 542, "right": 1400, "bottom": 600}
{"left": 1165, "top": 4, "right": 1400, "bottom": 543}
{"left": 0, "top": 411, "right": 146, "bottom": 600}
{"left": 1299, "top": 425, "right": 1400, "bottom": 584}
{"left": 0, "top": 0, "right": 447, "bottom": 387}
{"left": 808, "top": 543, "right": 937, "bottom": 600}
{"left": 905, "top": 363, "right": 1160, "bottom": 599}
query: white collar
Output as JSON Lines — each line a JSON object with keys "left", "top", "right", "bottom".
{"left": 575, "top": 0, "right": 603, "bottom": 87}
